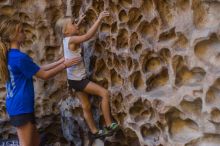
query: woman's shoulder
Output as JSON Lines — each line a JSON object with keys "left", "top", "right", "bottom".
{"left": 17, "top": 52, "right": 33, "bottom": 61}
{"left": 8, "top": 50, "right": 26, "bottom": 58}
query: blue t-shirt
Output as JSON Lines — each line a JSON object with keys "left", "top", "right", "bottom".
{"left": 6, "top": 49, "right": 40, "bottom": 116}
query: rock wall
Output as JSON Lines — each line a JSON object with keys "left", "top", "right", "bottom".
{"left": 1, "top": 0, "right": 220, "bottom": 146}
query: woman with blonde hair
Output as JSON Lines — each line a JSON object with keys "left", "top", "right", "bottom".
{"left": 0, "top": 18, "right": 81, "bottom": 146}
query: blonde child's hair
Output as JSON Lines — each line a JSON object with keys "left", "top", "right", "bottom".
{"left": 0, "top": 19, "right": 22, "bottom": 84}
{"left": 55, "top": 16, "right": 72, "bottom": 42}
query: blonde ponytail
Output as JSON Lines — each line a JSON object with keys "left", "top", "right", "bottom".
{"left": 0, "top": 19, "right": 22, "bottom": 84}
{"left": 0, "top": 40, "right": 9, "bottom": 84}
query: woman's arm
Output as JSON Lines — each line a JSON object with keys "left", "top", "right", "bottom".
{"left": 69, "top": 11, "right": 109, "bottom": 44}
{"left": 35, "top": 57, "right": 81, "bottom": 80}
{"left": 41, "top": 57, "right": 64, "bottom": 71}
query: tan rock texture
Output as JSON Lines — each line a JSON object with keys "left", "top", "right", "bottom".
{"left": 1, "top": 0, "right": 220, "bottom": 146}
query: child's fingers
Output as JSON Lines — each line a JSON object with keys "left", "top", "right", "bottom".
{"left": 102, "top": 10, "right": 109, "bottom": 13}
{"left": 102, "top": 11, "right": 109, "bottom": 15}
{"left": 80, "top": 16, "right": 86, "bottom": 20}
{"left": 100, "top": 11, "right": 109, "bottom": 15}
{"left": 101, "top": 12, "right": 110, "bottom": 17}
{"left": 103, "top": 12, "right": 109, "bottom": 16}
{"left": 80, "top": 14, "right": 86, "bottom": 19}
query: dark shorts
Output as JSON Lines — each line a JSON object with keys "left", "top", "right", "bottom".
{"left": 68, "top": 78, "right": 90, "bottom": 91}
{"left": 10, "top": 113, "right": 36, "bottom": 127}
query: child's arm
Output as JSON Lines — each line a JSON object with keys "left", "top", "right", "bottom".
{"left": 70, "top": 11, "right": 109, "bottom": 44}
{"left": 41, "top": 57, "right": 64, "bottom": 71}
{"left": 76, "top": 13, "right": 86, "bottom": 26}
{"left": 35, "top": 57, "right": 81, "bottom": 80}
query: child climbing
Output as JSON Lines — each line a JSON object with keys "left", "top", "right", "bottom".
{"left": 55, "top": 11, "right": 119, "bottom": 138}
{"left": 0, "top": 18, "right": 81, "bottom": 146}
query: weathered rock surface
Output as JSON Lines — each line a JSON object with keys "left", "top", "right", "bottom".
{"left": 1, "top": 0, "right": 220, "bottom": 146}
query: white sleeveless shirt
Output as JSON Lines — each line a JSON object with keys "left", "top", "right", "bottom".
{"left": 63, "top": 37, "right": 86, "bottom": 80}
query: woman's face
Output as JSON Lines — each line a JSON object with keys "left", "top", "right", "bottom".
{"left": 13, "top": 25, "right": 25, "bottom": 44}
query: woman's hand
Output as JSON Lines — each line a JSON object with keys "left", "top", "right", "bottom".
{"left": 63, "top": 57, "right": 82, "bottom": 68}
{"left": 98, "top": 11, "right": 110, "bottom": 21}
{"left": 57, "top": 57, "right": 65, "bottom": 64}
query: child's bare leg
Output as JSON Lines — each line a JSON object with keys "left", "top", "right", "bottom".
{"left": 83, "top": 82, "right": 112, "bottom": 126}
{"left": 76, "top": 91, "right": 98, "bottom": 134}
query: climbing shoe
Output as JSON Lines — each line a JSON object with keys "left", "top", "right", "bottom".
{"left": 90, "top": 129, "right": 109, "bottom": 139}
{"left": 105, "top": 122, "right": 119, "bottom": 135}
